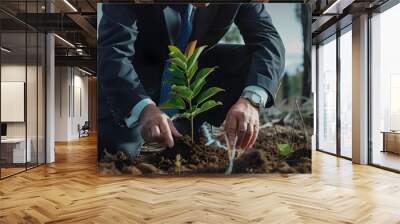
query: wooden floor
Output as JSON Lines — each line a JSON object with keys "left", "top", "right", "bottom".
{"left": 1, "top": 135, "right": 400, "bottom": 224}
{"left": 1, "top": 167, "right": 26, "bottom": 178}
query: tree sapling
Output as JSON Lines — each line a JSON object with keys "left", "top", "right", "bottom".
{"left": 159, "top": 41, "right": 225, "bottom": 143}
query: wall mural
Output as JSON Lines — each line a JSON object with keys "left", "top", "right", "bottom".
{"left": 97, "top": 3, "right": 312, "bottom": 175}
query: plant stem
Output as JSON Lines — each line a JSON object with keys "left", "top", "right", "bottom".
{"left": 295, "top": 99, "right": 309, "bottom": 147}
{"left": 189, "top": 100, "right": 194, "bottom": 143}
{"left": 191, "top": 116, "right": 194, "bottom": 143}
{"left": 187, "top": 78, "right": 194, "bottom": 143}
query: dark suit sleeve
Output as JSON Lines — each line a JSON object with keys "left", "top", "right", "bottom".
{"left": 98, "top": 4, "right": 149, "bottom": 124}
{"left": 234, "top": 3, "right": 285, "bottom": 107}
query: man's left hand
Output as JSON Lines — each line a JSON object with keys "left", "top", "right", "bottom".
{"left": 224, "top": 98, "right": 260, "bottom": 150}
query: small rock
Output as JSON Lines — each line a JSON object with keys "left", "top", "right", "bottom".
{"left": 208, "top": 155, "right": 218, "bottom": 163}
{"left": 136, "top": 163, "right": 159, "bottom": 174}
{"left": 188, "top": 164, "right": 198, "bottom": 170}
{"left": 168, "top": 166, "right": 175, "bottom": 173}
{"left": 277, "top": 162, "right": 295, "bottom": 173}
{"left": 125, "top": 166, "right": 142, "bottom": 175}
{"left": 180, "top": 165, "right": 192, "bottom": 172}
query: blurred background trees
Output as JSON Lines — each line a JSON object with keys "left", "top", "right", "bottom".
{"left": 219, "top": 4, "right": 313, "bottom": 127}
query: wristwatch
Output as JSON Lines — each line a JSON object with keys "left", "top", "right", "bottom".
{"left": 241, "top": 91, "right": 263, "bottom": 110}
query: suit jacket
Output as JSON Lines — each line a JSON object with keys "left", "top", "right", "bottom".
{"left": 98, "top": 3, "right": 285, "bottom": 124}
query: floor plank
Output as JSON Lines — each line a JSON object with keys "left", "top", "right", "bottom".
{"left": 1, "top": 135, "right": 400, "bottom": 224}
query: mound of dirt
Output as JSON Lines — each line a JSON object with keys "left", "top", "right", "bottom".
{"left": 97, "top": 125, "right": 312, "bottom": 175}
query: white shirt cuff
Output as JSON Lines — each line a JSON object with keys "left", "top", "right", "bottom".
{"left": 242, "top": 86, "right": 269, "bottom": 107}
{"left": 125, "top": 98, "right": 155, "bottom": 128}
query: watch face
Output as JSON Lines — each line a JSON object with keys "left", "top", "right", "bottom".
{"left": 250, "top": 94, "right": 261, "bottom": 104}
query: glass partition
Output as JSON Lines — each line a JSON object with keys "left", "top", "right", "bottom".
{"left": 1, "top": 31, "right": 28, "bottom": 177}
{"left": 38, "top": 32, "right": 45, "bottom": 165}
{"left": 27, "top": 31, "right": 38, "bottom": 169}
{"left": 317, "top": 36, "right": 337, "bottom": 154}
{"left": 370, "top": 4, "right": 400, "bottom": 171}
{"left": 339, "top": 28, "right": 352, "bottom": 158}
{"left": 0, "top": 1, "right": 46, "bottom": 179}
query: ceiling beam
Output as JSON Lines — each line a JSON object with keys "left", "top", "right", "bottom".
{"left": 55, "top": 55, "right": 96, "bottom": 70}
{"left": 322, "top": 0, "right": 356, "bottom": 14}
{"left": 67, "top": 13, "right": 97, "bottom": 46}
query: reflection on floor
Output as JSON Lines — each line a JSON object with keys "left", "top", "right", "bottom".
{"left": 0, "top": 167, "right": 25, "bottom": 178}
{"left": 0, "top": 163, "right": 42, "bottom": 179}
{"left": 373, "top": 150, "right": 400, "bottom": 171}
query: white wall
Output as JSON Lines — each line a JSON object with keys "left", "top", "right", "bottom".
{"left": 1, "top": 65, "right": 42, "bottom": 138}
{"left": 1, "top": 65, "right": 27, "bottom": 139}
{"left": 55, "top": 67, "right": 89, "bottom": 141}
{"left": 1, "top": 63, "right": 46, "bottom": 164}
{"left": 55, "top": 66, "right": 69, "bottom": 141}
{"left": 72, "top": 73, "right": 89, "bottom": 138}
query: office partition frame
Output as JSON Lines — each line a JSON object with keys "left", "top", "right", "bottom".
{"left": 0, "top": 0, "right": 48, "bottom": 180}
{"left": 315, "top": 24, "right": 352, "bottom": 161}
{"left": 315, "top": 0, "right": 400, "bottom": 173}
{"left": 367, "top": 0, "right": 400, "bottom": 173}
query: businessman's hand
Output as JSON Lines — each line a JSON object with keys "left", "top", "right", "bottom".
{"left": 224, "top": 98, "right": 260, "bottom": 150}
{"left": 140, "top": 104, "right": 182, "bottom": 148}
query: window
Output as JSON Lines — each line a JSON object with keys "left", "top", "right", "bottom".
{"left": 370, "top": 3, "right": 400, "bottom": 171}
{"left": 339, "top": 29, "right": 352, "bottom": 158}
{"left": 317, "top": 36, "right": 337, "bottom": 154}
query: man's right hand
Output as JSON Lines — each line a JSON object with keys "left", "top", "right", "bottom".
{"left": 139, "top": 104, "right": 182, "bottom": 148}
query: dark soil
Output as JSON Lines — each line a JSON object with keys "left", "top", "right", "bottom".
{"left": 98, "top": 125, "right": 312, "bottom": 175}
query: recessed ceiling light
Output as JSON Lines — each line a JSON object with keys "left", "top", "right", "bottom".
{"left": 63, "top": 0, "right": 78, "bottom": 12}
{"left": 322, "top": 0, "right": 353, "bottom": 15}
{"left": 78, "top": 67, "right": 93, "bottom": 76}
{"left": 1, "top": 47, "right": 11, "bottom": 53}
{"left": 54, "top": 34, "right": 75, "bottom": 48}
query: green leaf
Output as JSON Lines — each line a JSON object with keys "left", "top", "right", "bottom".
{"left": 190, "top": 67, "right": 216, "bottom": 97}
{"left": 187, "top": 45, "right": 207, "bottom": 76}
{"left": 169, "top": 58, "right": 187, "bottom": 71}
{"left": 168, "top": 45, "right": 187, "bottom": 62}
{"left": 194, "top": 67, "right": 215, "bottom": 83}
{"left": 277, "top": 144, "right": 294, "bottom": 157}
{"left": 159, "top": 96, "right": 186, "bottom": 110}
{"left": 172, "top": 110, "right": 194, "bottom": 120}
{"left": 193, "top": 100, "right": 222, "bottom": 117}
{"left": 196, "top": 87, "right": 225, "bottom": 105}
{"left": 187, "top": 62, "right": 198, "bottom": 81}
{"left": 171, "top": 85, "right": 193, "bottom": 101}
{"left": 168, "top": 64, "right": 185, "bottom": 75}
{"left": 168, "top": 64, "right": 185, "bottom": 79}
{"left": 165, "top": 77, "right": 186, "bottom": 86}
{"left": 191, "top": 80, "right": 206, "bottom": 98}
{"left": 180, "top": 112, "right": 192, "bottom": 119}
